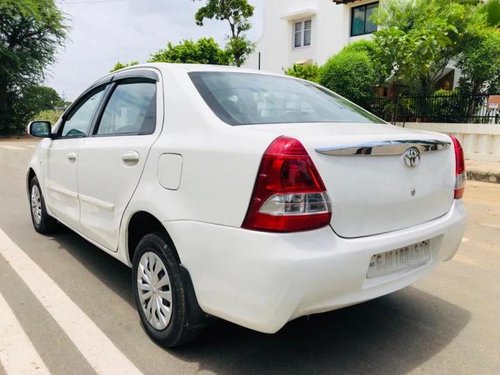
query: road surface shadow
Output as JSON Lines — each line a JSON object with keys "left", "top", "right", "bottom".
{"left": 176, "top": 290, "right": 470, "bottom": 374}
{"left": 49, "top": 226, "right": 470, "bottom": 375}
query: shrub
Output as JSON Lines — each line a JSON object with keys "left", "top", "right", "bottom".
{"left": 32, "top": 109, "right": 64, "bottom": 125}
{"left": 284, "top": 63, "right": 321, "bottom": 83}
{"left": 149, "top": 37, "right": 230, "bottom": 65}
{"left": 319, "top": 50, "right": 377, "bottom": 108}
{"left": 342, "top": 40, "right": 377, "bottom": 56}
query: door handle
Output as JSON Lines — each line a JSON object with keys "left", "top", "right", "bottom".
{"left": 121, "top": 151, "right": 140, "bottom": 165}
{"left": 67, "top": 152, "right": 77, "bottom": 163}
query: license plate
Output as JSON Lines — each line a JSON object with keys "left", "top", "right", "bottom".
{"left": 366, "top": 240, "right": 431, "bottom": 279}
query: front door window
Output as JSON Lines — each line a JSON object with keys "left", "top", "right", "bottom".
{"left": 60, "top": 87, "right": 106, "bottom": 138}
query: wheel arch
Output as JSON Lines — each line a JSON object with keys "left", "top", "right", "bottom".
{"left": 27, "top": 168, "right": 36, "bottom": 195}
{"left": 126, "top": 211, "right": 181, "bottom": 265}
{"left": 126, "top": 211, "right": 207, "bottom": 331}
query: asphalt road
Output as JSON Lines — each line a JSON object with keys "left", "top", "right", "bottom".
{"left": 0, "top": 138, "right": 499, "bottom": 375}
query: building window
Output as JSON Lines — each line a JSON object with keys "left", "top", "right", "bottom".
{"left": 293, "top": 19, "right": 312, "bottom": 48}
{"left": 351, "top": 2, "right": 378, "bottom": 37}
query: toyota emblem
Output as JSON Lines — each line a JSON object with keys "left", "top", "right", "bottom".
{"left": 404, "top": 147, "right": 421, "bottom": 168}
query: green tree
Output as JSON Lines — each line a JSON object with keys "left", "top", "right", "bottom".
{"left": 480, "top": 0, "right": 500, "bottom": 27}
{"left": 110, "top": 61, "right": 139, "bottom": 72}
{"left": 457, "top": 24, "right": 500, "bottom": 96}
{"left": 373, "top": 0, "right": 474, "bottom": 96}
{"left": 0, "top": 0, "right": 67, "bottom": 135}
{"left": 18, "top": 84, "right": 62, "bottom": 113}
{"left": 12, "top": 85, "right": 63, "bottom": 131}
{"left": 319, "top": 43, "right": 377, "bottom": 109}
{"left": 149, "top": 37, "right": 230, "bottom": 65}
{"left": 194, "top": 0, "right": 255, "bottom": 66}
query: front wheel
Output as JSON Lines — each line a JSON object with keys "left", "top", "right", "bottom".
{"left": 132, "top": 232, "right": 202, "bottom": 347}
{"left": 29, "top": 176, "right": 57, "bottom": 234}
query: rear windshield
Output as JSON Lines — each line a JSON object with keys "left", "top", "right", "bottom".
{"left": 189, "top": 72, "right": 384, "bottom": 126}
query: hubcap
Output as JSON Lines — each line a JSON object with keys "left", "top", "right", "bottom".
{"left": 31, "top": 185, "right": 42, "bottom": 225}
{"left": 137, "top": 252, "right": 173, "bottom": 330}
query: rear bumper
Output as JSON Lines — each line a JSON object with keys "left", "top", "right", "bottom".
{"left": 165, "top": 200, "right": 466, "bottom": 334}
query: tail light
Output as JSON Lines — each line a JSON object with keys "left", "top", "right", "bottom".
{"left": 450, "top": 135, "right": 466, "bottom": 199}
{"left": 242, "top": 136, "right": 332, "bottom": 232}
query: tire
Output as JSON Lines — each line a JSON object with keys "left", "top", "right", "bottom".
{"left": 132, "top": 232, "right": 202, "bottom": 347}
{"left": 29, "top": 176, "right": 58, "bottom": 234}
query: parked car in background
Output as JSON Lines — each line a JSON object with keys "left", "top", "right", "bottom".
{"left": 27, "top": 64, "right": 466, "bottom": 347}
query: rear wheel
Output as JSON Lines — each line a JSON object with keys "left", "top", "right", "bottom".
{"left": 29, "top": 176, "right": 57, "bottom": 234}
{"left": 132, "top": 232, "right": 202, "bottom": 347}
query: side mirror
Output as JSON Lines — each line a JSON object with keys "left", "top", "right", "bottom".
{"left": 27, "top": 121, "right": 52, "bottom": 138}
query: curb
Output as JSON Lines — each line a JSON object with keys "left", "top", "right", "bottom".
{"left": 467, "top": 170, "right": 500, "bottom": 184}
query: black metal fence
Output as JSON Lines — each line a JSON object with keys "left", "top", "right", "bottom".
{"left": 370, "top": 94, "right": 500, "bottom": 124}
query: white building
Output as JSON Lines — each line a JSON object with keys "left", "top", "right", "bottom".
{"left": 245, "top": 0, "right": 380, "bottom": 73}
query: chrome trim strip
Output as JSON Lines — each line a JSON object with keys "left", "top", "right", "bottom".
{"left": 315, "top": 140, "right": 450, "bottom": 156}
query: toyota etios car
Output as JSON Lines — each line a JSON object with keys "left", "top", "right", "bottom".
{"left": 27, "top": 64, "right": 466, "bottom": 347}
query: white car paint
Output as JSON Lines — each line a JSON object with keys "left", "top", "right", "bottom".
{"left": 165, "top": 202, "right": 464, "bottom": 333}
{"left": 77, "top": 135, "right": 156, "bottom": 250}
{"left": 157, "top": 154, "right": 183, "bottom": 190}
{"left": 28, "top": 63, "right": 466, "bottom": 334}
{"left": 44, "top": 138, "right": 82, "bottom": 231}
{"left": 242, "top": 122, "right": 456, "bottom": 237}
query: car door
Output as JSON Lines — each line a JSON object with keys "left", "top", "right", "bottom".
{"left": 44, "top": 86, "right": 107, "bottom": 230}
{"left": 77, "top": 74, "right": 160, "bottom": 251}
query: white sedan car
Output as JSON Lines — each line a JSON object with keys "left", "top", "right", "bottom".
{"left": 27, "top": 64, "right": 466, "bottom": 347}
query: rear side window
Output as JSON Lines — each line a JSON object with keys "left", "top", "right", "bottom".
{"left": 189, "top": 72, "right": 384, "bottom": 126}
{"left": 96, "top": 81, "right": 156, "bottom": 136}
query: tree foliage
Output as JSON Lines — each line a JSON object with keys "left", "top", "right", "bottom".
{"left": 194, "top": 0, "right": 255, "bottom": 66}
{"left": 32, "top": 109, "right": 64, "bottom": 125}
{"left": 0, "top": 0, "right": 67, "bottom": 135}
{"left": 319, "top": 42, "right": 377, "bottom": 108}
{"left": 372, "top": 0, "right": 474, "bottom": 96}
{"left": 224, "top": 35, "right": 254, "bottom": 67}
{"left": 149, "top": 37, "right": 230, "bottom": 65}
{"left": 341, "top": 39, "right": 378, "bottom": 56}
{"left": 372, "top": 0, "right": 500, "bottom": 96}
{"left": 372, "top": 0, "right": 500, "bottom": 97}
{"left": 15, "top": 85, "right": 63, "bottom": 121}
{"left": 284, "top": 63, "right": 321, "bottom": 83}
{"left": 456, "top": 23, "right": 500, "bottom": 96}
{"left": 110, "top": 61, "right": 139, "bottom": 72}
{"left": 480, "top": 0, "right": 500, "bottom": 27}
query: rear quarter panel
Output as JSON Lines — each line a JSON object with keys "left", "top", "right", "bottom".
{"left": 123, "top": 67, "right": 277, "bottom": 230}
